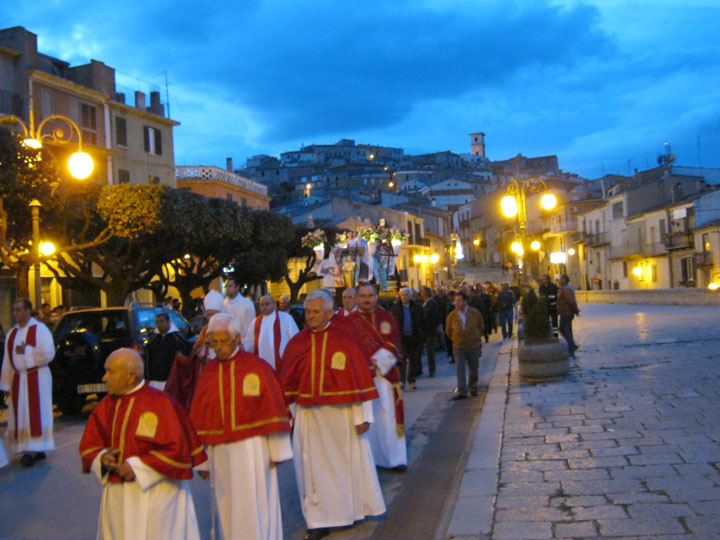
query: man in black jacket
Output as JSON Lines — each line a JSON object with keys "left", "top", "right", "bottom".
{"left": 391, "top": 287, "right": 426, "bottom": 389}
{"left": 145, "top": 312, "right": 191, "bottom": 388}
{"left": 420, "top": 287, "right": 442, "bottom": 377}
{"left": 538, "top": 274, "right": 559, "bottom": 336}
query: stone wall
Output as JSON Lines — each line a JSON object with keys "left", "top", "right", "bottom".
{"left": 577, "top": 288, "right": 720, "bottom": 306}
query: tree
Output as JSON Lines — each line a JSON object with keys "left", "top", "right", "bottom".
{"left": 283, "top": 224, "right": 341, "bottom": 303}
{"left": 147, "top": 191, "right": 254, "bottom": 316}
{"left": 228, "top": 210, "right": 294, "bottom": 291}
{"left": 0, "top": 130, "right": 150, "bottom": 299}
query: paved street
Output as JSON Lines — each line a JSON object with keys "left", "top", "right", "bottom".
{"left": 2, "top": 303, "right": 720, "bottom": 539}
{"left": 448, "top": 303, "right": 720, "bottom": 540}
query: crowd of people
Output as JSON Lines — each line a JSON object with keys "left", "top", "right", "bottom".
{"left": 1, "top": 272, "right": 578, "bottom": 539}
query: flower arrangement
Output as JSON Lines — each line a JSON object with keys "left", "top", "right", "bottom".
{"left": 360, "top": 225, "right": 407, "bottom": 243}
{"left": 301, "top": 229, "right": 327, "bottom": 249}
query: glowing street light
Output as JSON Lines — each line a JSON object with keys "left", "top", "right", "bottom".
{"left": 511, "top": 241, "right": 524, "bottom": 254}
{"left": 632, "top": 266, "right": 642, "bottom": 277}
{"left": 501, "top": 195, "right": 518, "bottom": 218}
{"left": 430, "top": 253, "right": 439, "bottom": 264}
{"left": 39, "top": 241, "right": 56, "bottom": 256}
{"left": 530, "top": 240, "right": 541, "bottom": 251}
{"left": 568, "top": 248, "right": 576, "bottom": 256}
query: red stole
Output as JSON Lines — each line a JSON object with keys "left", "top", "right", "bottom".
{"left": 189, "top": 349, "right": 291, "bottom": 446}
{"left": 79, "top": 383, "right": 207, "bottom": 482}
{"left": 6, "top": 325, "right": 42, "bottom": 438}
{"left": 278, "top": 325, "right": 379, "bottom": 407}
{"left": 253, "top": 313, "right": 282, "bottom": 366}
{"left": 346, "top": 309, "right": 405, "bottom": 435}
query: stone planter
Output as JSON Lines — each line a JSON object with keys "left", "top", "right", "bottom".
{"left": 518, "top": 338, "right": 569, "bottom": 382}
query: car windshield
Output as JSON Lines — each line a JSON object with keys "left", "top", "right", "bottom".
{"left": 54, "top": 310, "right": 131, "bottom": 341}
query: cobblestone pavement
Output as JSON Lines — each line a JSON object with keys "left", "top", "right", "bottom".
{"left": 447, "top": 304, "right": 720, "bottom": 540}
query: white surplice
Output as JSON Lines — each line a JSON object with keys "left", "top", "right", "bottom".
{"left": 222, "top": 295, "right": 256, "bottom": 340}
{"left": 205, "top": 432, "right": 293, "bottom": 540}
{"left": 90, "top": 452, "right": 200, "bottom": 540}
{"left": 294, "top": 401, "right": 386, "bottom": 529}
{"left": 367, "top": 347, "right": 407, "bottom": 468}
{"left": 243, "top": 311, "right": 299, "bottom": 369}
{"left": 0, "top": 318, "right": 55, "bottom": 454}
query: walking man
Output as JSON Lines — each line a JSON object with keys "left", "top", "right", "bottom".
{"left": 420, "top": 287, "right": 443, "bottom": 377}
{"left": 243, "top": 295, "right": 299, "bottom": 370}
{"left": 80, "top": 348, "right": 206, "bottom": 540}
{"left": 348, "top": 283, "right": 407, "bottom": 470}
{"left": 557, "top": 274, "right": 580, "bottom": 357}
{"left": 538, "top": 274, "right": 559, "bottom": 336}
{"left": 1, "top": 298, "right": 55, "bottom": 467}
{"left": 279, "top": 290, "right": 385, "bottom": 540}
{"left": 390, "top": 287, "right": 425, "bottom": 389}
{"left": 145, "top": 312, "right": 191, "bottom": 389}
{"left": 191, "top": 313, "right": 293, "bottom": 540}
{"left": 496, "top": 283, "right": 515, "bottom": 339}
{"left": 445, "top": 292, "right": 484, "bottom": 400}
{"left": 222, "top": 276, "right": 256, "bottom": 339}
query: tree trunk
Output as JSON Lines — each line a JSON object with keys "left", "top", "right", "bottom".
{"left": 103, "top": 282, "right": 131, "bottom": 306}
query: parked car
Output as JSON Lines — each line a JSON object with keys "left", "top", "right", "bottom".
{"left": 289, "top": 305, "right": 305, "bottom": 330}
{"left": 50, "top": 303, "right": 195, "bottom": 415}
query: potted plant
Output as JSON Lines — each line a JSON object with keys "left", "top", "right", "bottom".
{"left": 517, "top": 288, "right": 569, "bottom": 382}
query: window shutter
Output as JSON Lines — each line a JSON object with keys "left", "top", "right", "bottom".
{"left": 143, "top": 126, "right": 150, "bottom": 152}
{"left": 154, "top": 128, "right": 162, "bottom": 155}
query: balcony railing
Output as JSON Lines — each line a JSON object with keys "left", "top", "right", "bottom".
{"left": 693, "top": 251, "right": 713, "bottom": 267}
{"left": 582, "top": 232, "right": 610, "bottom": 246}
{"left": 663, "top": 233, "right": 694, "bottom": 250}
{"left": 609, "top": 242, "right": 667, "bottom": 260}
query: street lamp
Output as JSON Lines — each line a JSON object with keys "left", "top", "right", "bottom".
{"left": 501, "top": 178, "right": 557, "bottom": 279}
{"left": 2, "top": 102, "right": 95, "bottom": 308}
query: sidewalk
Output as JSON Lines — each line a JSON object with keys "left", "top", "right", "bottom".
{"left": 447, "top": 304, "right": 720, "bottom": 539}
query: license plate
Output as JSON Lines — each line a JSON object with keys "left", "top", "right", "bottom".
{"left": 77, "top": 383, "right": 107, "bottom": 394}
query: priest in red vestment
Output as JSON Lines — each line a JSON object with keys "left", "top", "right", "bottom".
{"left": 79, "top": 348, "right": 206, "bottom": 540}
{"left": 347, "top": 283, "right": 408, "bottom": 470}
{"left": 190, "top": 313, "right": 293, "bottom": 540}
{"left": 329, "top": 287, "right": 357, "bottom": 327}
{"left": 278, "top": 289, "right": 385, "bottom": 540}
{"left": 164, "top": 289, "right": 223, "bottom": 411}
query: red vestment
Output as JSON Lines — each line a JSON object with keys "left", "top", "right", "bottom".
{"left": 189, "top": 349, "right": 291, "bottom": 446}
{"left": 346, "top": 308, "right": 405, "bottom": 432}
{"left": 79, "top": 383, "right": 206, "bottom": 482}
{"left": 278, "top": 324, "right": 378, "bottom": 406}
{"left": 165, "top": 325, "right": 210, "bottom": 412}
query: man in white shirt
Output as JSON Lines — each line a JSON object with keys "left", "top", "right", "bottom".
{"left": 0, "top": 298, "right": 55, "bottom": 467}
{"left": 244, "top": 295, "right": 299, "bottom": 370}
{"left": 222, "top": 277, "right": 256, "bottom": 339}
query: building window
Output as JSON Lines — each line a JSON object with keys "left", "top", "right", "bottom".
{"left": 651, "top": 264, "right": 658, "bottom": 283}
{"left": 81, "top": 103, "right": 97, "bottom": 145}
{"left": 116, "top": 117, "right": 127, "bottom": 147}
{"left": 659, "top": 218, "right": 666, "bottom": 236}
{"left": 143, "top": 126, "right": 162, "bottom": 155}
{"left": 241, "top": 198, "right": 247, "bottom": 207}
{"left": 148, "top": 175, "right": 160, "bottom": 185}
{"left": 612, "top": 201, "right": 624, "bottom": 219}
{"left": 118, "top": 169, "right": 130, "bottom": 184}
{"left": 622, "top": 261, "right": 627, "bottom": 277}
{"left": 226, "top": 193, "right": 233, "bottom": 201}
{"left": 702, "top": 233, "right": 710, "bottom": 252}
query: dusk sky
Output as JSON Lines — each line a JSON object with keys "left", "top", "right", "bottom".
{"left": 5, "top": 1, "right": 720, "bottom": 179}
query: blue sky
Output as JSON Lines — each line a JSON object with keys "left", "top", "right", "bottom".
{"left": 5, "top": 0, "right": 720, "bottom": 179}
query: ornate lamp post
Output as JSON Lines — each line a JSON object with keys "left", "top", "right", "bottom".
{"left": 500, "top": 178, "right": 557, "bottom": 278}
{"left": 1, "top": 101, "right": 95, "bottom": 308}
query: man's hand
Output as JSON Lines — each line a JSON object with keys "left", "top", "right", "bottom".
{"left": 116, "top": 462, "right": 136, "bottom": 482}
{"left": 198, "top": 470, "right": 210, "bottom": 480}
{"left": 101, "top": 448, "right": 121, "bottom": 471}
{"left": 355, "top": 422, "right": 370, "bottom": 435}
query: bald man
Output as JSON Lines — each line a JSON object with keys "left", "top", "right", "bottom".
{"left": 79, "top": 349, "right": 206, "bottom": 540}
{"left": 331, "top": 287, "right": 357, "bottom": 326}
{"left": 243, "top": 295, "right": 299, "bottom": 370}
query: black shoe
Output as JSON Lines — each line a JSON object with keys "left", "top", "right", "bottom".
{"left": 471, "top": 389, "right": 478, "bottom": 397}
{"left": 20, "top": 453, "right": 36, "bottom": 467}
{"left": 304, "top": 528, "right": 330, "bottom": 540}
{"left": 35, "top": 452, "right": 47, "bottom": 461}
{"left": 390, "top": 465, "right": 407, "bottom": 473}
{"left": 451, "top": 394, "right": 467, "bottom": 401}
